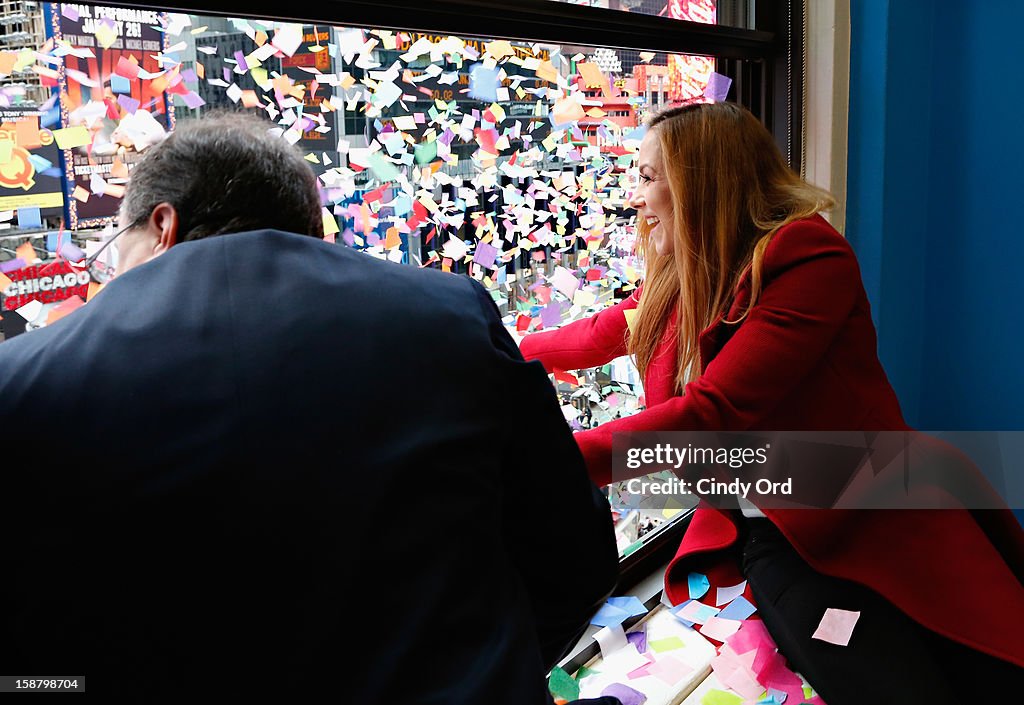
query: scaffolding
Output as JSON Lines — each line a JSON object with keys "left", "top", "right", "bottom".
{"left": 0, "top": 0, "right": 49, "bottom": 106}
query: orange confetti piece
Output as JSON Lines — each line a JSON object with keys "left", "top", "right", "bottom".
{"left": 86, "top": 280, "right": 104, "bottom": 302}
{"left": 240, "top": 90, "right": 261, "bottom": 108}
{"left": 15, "top": 241, "right": 36, "bottom": 263}
{"left": 383, "top": 227, "right": 402, "bottom": 250}
{"left": 45, "top": 295, "right": 85, "bottom": 325}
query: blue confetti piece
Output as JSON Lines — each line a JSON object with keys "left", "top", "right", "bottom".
{"left": 41, "top": 103, "right": 61, "bottom": 128}
{"left": 717, "top": 595, "right": 757, "bottom": 621}
{"left": 670, "top": 600, "right": 696, "bottom": 628}
{"left": 606, "top": 595, "right": 648, "bottom": 618}
{"left": 688, "top": 572, "right": 710, "bottom": 600}
{"left": 590, "top": 602, "right": 630, "bottom": 628}
{"left": 110, "top": 74, "right": 132, "bottom": 94}
{"left": 17, "top": 207, "right": 42, "bottom": 229}
{"left": 28, "top": 154, "right": 53, "bottom": 171}
{"left": 468, "top": 64, "right": 499, "bottom": 102}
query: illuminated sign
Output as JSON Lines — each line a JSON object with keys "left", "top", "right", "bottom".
{"left": 0, "top": 108, "right": 65, "bottom": 215}
{"left": 2, "top": 260, "right": 92, "bottom": 311}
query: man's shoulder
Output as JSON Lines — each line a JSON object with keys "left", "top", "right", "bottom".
{"left": 212, "top": 229, "right": 477, "bottom": 292}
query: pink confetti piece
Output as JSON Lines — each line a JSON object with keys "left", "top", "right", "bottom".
{"left": 811, "top": 608, "right": 860, "bottom": 646}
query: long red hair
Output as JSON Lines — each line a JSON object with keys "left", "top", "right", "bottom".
{"left": 629, "top": 102, "right": 835, "bottom": 392}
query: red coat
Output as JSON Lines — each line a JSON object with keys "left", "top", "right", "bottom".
{"left": 522, "top": 214, "right": 1024, "bottom": 668}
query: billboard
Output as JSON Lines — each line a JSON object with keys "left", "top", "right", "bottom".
{"left": 49, "top": 3, "right": 172, "bottom": 228}
{"left": 0, "top": 107, "right": 65, "bottom": 216}
{"left": 279, "top": 25, "right": 338, "bottom": 155}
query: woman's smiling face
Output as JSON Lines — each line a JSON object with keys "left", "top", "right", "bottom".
{"left": 631, "top": 130, "right": 675, "bottom": 257}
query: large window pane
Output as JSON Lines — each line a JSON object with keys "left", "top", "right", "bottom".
{"left": 1, "top": 3, "right": 758, "bottom": 550}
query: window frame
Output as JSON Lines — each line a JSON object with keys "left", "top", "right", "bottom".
{"left": 103, "top": 0, "right": 802, "bottom": 586}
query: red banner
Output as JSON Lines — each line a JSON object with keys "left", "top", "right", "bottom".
{"left": 2, "top": 260, "right": 92, "bottom": 310}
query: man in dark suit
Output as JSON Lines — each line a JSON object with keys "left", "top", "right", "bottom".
{"left": 0, "top": 114, "right": 619, "bottom": 702}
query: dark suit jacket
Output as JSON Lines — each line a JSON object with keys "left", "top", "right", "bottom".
{"left": 0, "top": 229, "right": 618, "bottom": 701}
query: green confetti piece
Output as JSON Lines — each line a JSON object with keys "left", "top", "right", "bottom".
{"left": 548, "top": 666, "right": 579, "bottom": 701}
{"left": 367, "top": 151, "right": 400, "bottom": 182}
{"left": 622, "top": 539, "right": 643, "bottom": 556}
{"left": 702, "top": 689, "right": 743, "bottom": 705}
{"left": 648, "top": 636, "right": 685, "bottom": 652}
{"left": 414, "top": 140, "right": 437, "bottom": 165}
{"left": 803, "top": 685, "right": 815, "bottom": 699}
{"left": 575, "top": 665, "right": 600, "bottom": 680}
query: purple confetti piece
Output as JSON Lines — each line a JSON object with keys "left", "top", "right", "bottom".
{"left": 473, "top": 240, "right": 498, "bottom": 269}
{"left": 58, "top": 241, "right": 86, "bottom": 263}
{"left": 626, "top": 629, "right": 647, "bottom": 653}
{"left": 234, "top": 50, "right": 248, "bottom": 72}
{"left": 1, "top": 258, "right": 26, "bottom": 273}
{"left": 117, "top": 94, "right": 140, "bottom": 114}
{"left": 540, "top": 303, "right": 562, "bottom": 328}
{"left": 180, "top": 68, "right": 198, "bottom": 83}
{"left": 601, "top": 683, "right": 647, "bottom": 705}
{"left": 703, "top": 71, "right": 733, "bottom": 102}
{"left": 341, "top": 228, "right": 355, "bottom": 246}
{"left": 61, "top": 5, "right": 80, "bottom": 21}
{"left": 181, "top": 91, "right": 206, "bottom": 109}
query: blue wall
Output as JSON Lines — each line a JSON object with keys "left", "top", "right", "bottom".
{"left": 847, "top": 0, "right": 1024, "bottom": 520}
{"left": 847, "top": 0, "right": 1024, "bottom": 432}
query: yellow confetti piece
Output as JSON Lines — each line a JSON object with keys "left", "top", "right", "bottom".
{"left": 14, "top": 49, "right": 35, "bottom": 72}
{"left": 321, "top": 208, "right": 339, "bottom": 236}
{"left": 94, "top": 22, "right": 119, "bottom": 50}
{"left": 624, "top": 308, "right": 637, "bottom": 335}
{"left": 484, "top": 39, "right": 515, "bottom": 60}
{"left": 51, "top": 126, "right": 92, "bottom": 150}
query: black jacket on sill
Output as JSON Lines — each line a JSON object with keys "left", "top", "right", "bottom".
{"left": 0, "top": 229, "right": 619, "bottom": 703}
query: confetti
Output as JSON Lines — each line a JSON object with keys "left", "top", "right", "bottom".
{"left": 51, "top": 126, "right": 92, "bottom": 149}
{"left": 811, "top": 608, "right": 860, "bottom": 646}
{"left": 688, "top": 572, "right": 711, "bottom": 600}
{"left": 716, "top": 581, "right": 747, "bottom": 606}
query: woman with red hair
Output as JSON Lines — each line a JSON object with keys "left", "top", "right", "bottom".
{"left": 521, "top": 102, "right": 1024, "bottom": 701}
